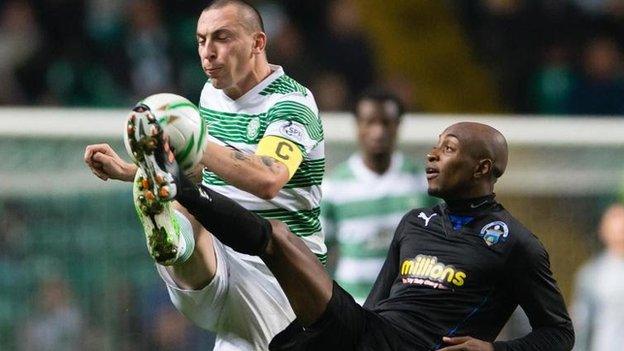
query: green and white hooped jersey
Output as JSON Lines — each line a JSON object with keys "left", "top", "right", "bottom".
{"left": 199, "top": 65, "right": 327, "bottom": 264}
{"left": 322, "top": 152, "right": 429, "bottom": 302}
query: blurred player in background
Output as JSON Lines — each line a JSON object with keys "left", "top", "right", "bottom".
{"left": 572, "top": 203, "right": 624, "bottom": 351}
{"left": 322, "top": 89, "right": 429, "bottom": 304}
{"left": 144, "top": 121, "right": 573, "bottom": 350}
{"left": 84, "top": 0, "right": 325, "bottom": 349}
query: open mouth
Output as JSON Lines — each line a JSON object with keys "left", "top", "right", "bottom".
{"left": 426, "top": 167, "right": 439, "bottom": 180}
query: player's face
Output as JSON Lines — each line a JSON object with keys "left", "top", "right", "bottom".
{"left": 600, "top": 206, "right": 624, "bottom": 252}
{"left": 425, "top": 131, "right": 477, "bottom": 199}
{"left": 356, "top": 100, "right": 400, "bottom": 157}
{"left": 196, "top": 6, "right": 257, "bottom": 92}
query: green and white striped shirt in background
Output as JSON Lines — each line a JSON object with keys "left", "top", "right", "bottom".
{"left": 199, "top": 65, "right": 327, "bottom": 264}
{"left": 322, "top": 152, "right": 430, "bottom": 302}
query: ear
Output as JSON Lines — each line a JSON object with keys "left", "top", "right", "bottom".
{"left": 474, "top": 159, "right": 493, "bottom": 179}
{"left": 251, "top": 31, "right": 267, "bottom": 54}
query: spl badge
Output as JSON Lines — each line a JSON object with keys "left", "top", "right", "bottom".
{"left": 479, "top": 221, "right": 509, "bottom": 246}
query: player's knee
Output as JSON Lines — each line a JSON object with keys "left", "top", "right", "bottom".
{"left": 267, "top": 219, "right": 311, "bottom": 256}
{"left": 268, "top": 220, "right": 291, "bottom": 244}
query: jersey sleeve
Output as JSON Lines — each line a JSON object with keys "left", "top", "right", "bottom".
{"left": 263, "top": 94, "right": 323, "bottom": 157}
{"left": 363, "top": 211, "right": 411, "bottom": 309}
{"left": 493, "top": 234, "right": 575, "bottom": 351}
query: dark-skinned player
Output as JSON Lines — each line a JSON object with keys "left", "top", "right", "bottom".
{"left": 132, "top": 119, "right": 574, "bottom": 351}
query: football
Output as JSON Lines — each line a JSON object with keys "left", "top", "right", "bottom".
{"left": 124, "top": 93, "right": 207, "bottom": 171}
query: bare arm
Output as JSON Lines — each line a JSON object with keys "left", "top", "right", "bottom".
{"left": 201, "top": 137, "right": 300, "bottom": 200}
{"left": 84, "top": 143, "right": 137, "bottom": 182}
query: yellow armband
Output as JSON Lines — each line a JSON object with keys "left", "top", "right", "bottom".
{"left": 256, "top": 136, "right": 303, "bottom": 179}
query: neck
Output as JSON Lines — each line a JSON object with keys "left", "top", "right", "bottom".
{"left": 224, "top": 61, "right": 272, "bottom": 100}
{"left": 363, "top": 152, "right": 392, "bottom": 175}
{"left": 444, "top": 193, "right": 496, "bottom": 214}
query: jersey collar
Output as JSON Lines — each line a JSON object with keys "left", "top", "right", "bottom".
{"left": 443, "top": 194, "right": 497, "bottom": 215}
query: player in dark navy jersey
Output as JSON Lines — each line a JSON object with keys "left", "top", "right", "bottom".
{"left": 147, "top": 121, "right": 574, "bottom": 350}
{"left": 362, "top": 122, "right": 574, "bottom": 350}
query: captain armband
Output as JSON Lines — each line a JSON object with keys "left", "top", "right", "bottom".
{"left": 256, "top": 136, "right": 303, "bottom": 179}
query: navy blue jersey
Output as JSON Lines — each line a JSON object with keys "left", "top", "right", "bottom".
{"left": 364, "top": 200, "right": 574, "bottom": 351}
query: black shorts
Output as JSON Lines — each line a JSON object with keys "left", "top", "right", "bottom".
{"left": 269, "top": 282, "right": 425, "bottom": 351}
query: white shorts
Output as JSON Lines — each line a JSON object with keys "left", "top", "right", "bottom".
{"left": 157, "top": 237, "right": 295, "bottom": 350}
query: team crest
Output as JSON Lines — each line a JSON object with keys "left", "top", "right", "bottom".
{"left": 479, "top": 221, "right": 509, "bottom": 246}
{"left": 246, "top": 117, "right": 261, "bottom": 141}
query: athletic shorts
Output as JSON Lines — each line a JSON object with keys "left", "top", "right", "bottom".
{"left": 157, "top": 236, "right": 296, "bottom": 350}
{"left": 269, "top": 282, "right": 426, "bottom": 351}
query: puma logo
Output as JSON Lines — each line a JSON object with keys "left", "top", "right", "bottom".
{"left": 418, "top": 212, "right": 437, "bottom": 227}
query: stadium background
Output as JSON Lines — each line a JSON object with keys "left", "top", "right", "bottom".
{"left": 1, "top": 0, "right": 624, "bottom": 349}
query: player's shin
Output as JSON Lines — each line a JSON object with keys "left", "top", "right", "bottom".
{"left": 175, "top": 174, "right": 271, "bottom": 256}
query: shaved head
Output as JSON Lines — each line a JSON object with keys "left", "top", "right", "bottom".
{"left": 204, "top": 0, "right": 264, "bottom": 33}
{"left": 443, "top": 122, "right": 508, "bottom": 179}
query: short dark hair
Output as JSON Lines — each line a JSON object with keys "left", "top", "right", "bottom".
{"left": 353, "top": 88, "right": 405, "bottom": 119}
{"left": 204, "top": 0, "right": 265, "bottom": 32}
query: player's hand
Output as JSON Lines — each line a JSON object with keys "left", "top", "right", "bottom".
{"left": 84, "top": 143, "right": 137, "bottom": 182}
{"left": 438, "top": 336, "right": 494, "bottom": 351}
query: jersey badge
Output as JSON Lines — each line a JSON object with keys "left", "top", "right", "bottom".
{"left": 418, "top": 212, "right": 437, "bottom": 226}
{"left": 246, "top": 117, "right": 261, "bottom": 141}
{"left": 479, "top": 221, "right": 509, "bottom": 246}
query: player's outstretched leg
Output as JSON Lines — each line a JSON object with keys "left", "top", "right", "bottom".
{"left": 136, "top": 110, "right": 334, "bottom": 326}
{"left": 127, "top": 105, "right": 194, "bottom": 265}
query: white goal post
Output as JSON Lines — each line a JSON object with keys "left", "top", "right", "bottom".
{"left": 1, "top": 108, "right": 623, "bottom": 196}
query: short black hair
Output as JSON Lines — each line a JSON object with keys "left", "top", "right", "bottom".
{"left": 204, "top": 0, "right": 265, "bottom": 32}
{"left": 353, "top": 88, "right": 405, "bottom": 119}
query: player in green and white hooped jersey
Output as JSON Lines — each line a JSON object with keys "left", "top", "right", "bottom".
{"left": 84, "top": 1, "right": 325, "bottom": 349}
{"left": 322, "top": 90, "right": 430, "bottom": 304}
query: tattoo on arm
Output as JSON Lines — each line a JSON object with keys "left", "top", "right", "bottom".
{"left": 260, "top": 156, "right": 275, "bottom": 167}
{"left": 260, "top": 156, "right": 279, "bottom": 174}
{"left": 231, "top": 150, "right": 280, "bottom": 175}
{"left": 232, "top": 150, "right": 249, "bottom": 161}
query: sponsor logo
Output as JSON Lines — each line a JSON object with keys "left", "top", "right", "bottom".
{"left": 400, "top": 255, "right": 466, "bottom": 289}
{"left": 280, "top": 122, "right": 304, "bottom": 141}
{"left": 246, "top": 117, "right": 261, "bottom": 141}
{"left": 470, "top": 199, "right": 489, "bottom": 208}
{"left": 479, "top": 221, "right": 509, "bottom": 246}
{"left": 418, "top": 212, "right": 437, "bottom": 226}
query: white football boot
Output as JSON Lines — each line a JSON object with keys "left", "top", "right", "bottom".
{"left": 126, "top": 104, "right": 192, "bottom": 265}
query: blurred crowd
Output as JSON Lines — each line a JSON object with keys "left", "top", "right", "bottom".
{"left": 0, "top": 199, "right": 216, "bottom": 350}
{"left": 0, "top": 0, "right": 376, "bottom": 111}
{"left": 2, "top": 0, "right": 623, "bottom": 114}
{"left": 455, "top": 0, "right": 624, "bottom": 114}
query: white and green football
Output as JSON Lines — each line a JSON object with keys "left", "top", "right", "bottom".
{"left": 124, "top": 93, "right": 208, "bottom": 171}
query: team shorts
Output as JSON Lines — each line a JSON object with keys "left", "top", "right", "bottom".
{"left": 268, "top": 282, "right": 425, "bottom": 351}
{"left": 157, "top": 236, "right": 296, "bottom": 350}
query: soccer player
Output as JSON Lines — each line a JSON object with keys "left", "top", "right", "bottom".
{"left": 322, "top": 89, "right": 429, "bottom": 304}
{"left": 572, "top": 204, "right": 624, "bottom": 351}
{"left": 137, "top": 120, "right": 574, "bottom": 350}
{"left": 84, "top": 1, "right": 325, "bottom": 349}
